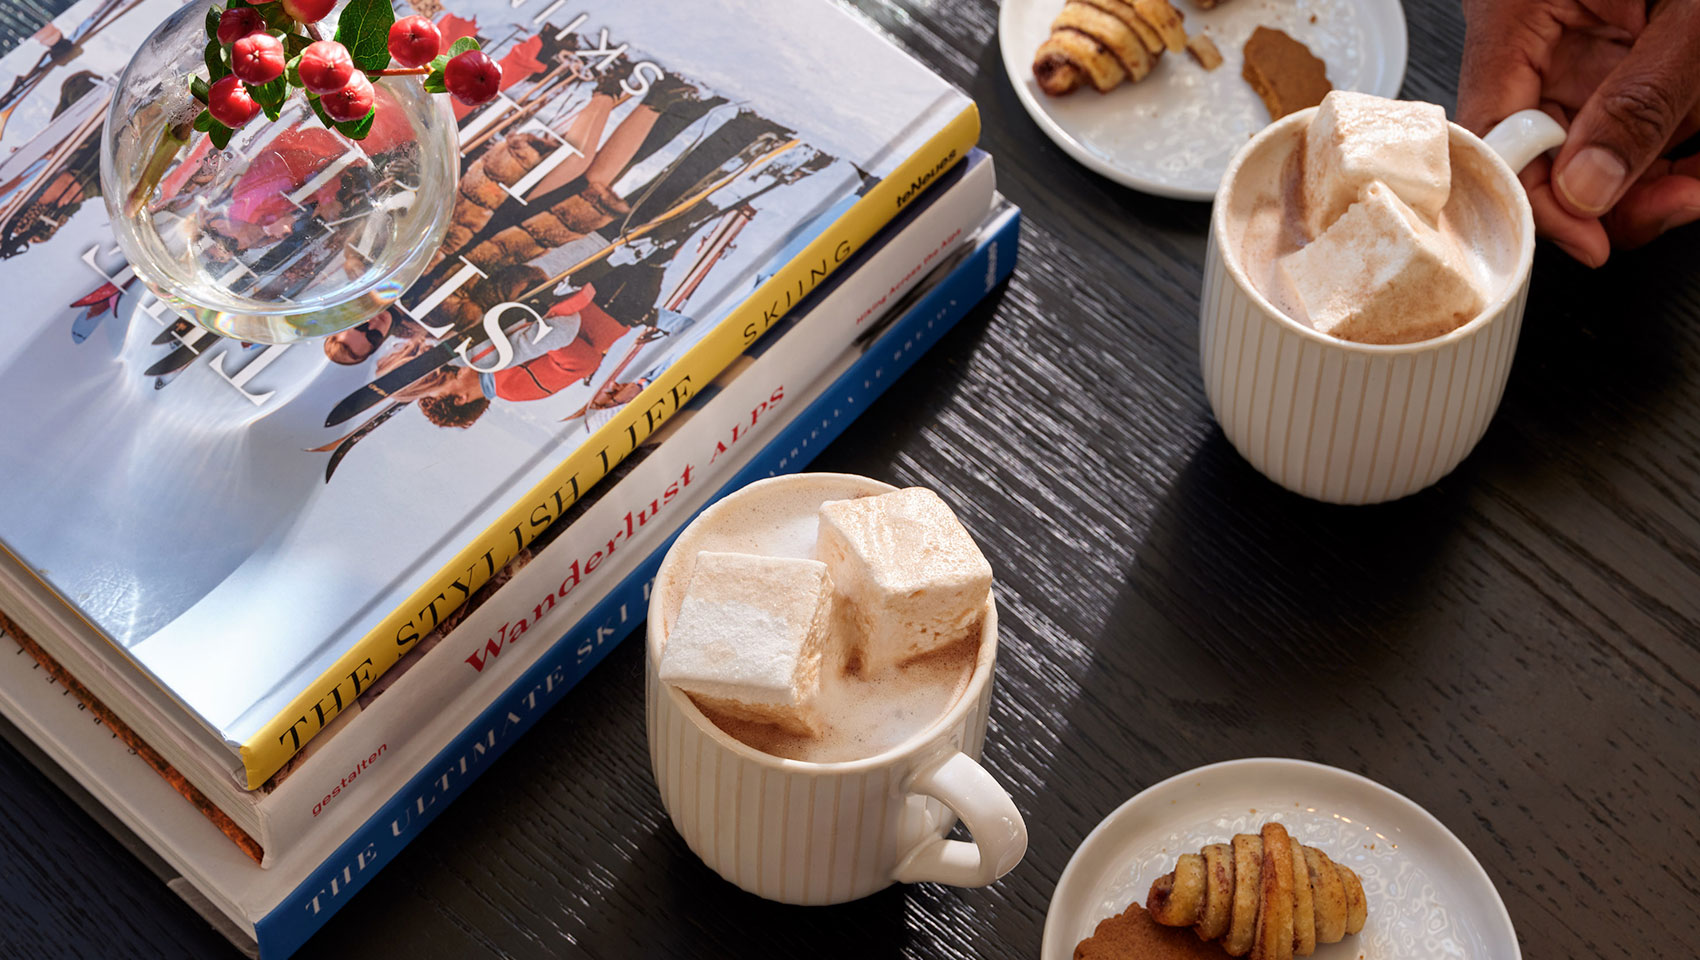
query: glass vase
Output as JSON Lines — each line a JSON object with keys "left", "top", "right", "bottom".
{"left": 98, "top": 0, "right": 458, "bottom": 344}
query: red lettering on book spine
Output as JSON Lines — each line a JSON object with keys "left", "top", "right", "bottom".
{"left": 458, "top": 462, "right": 696, "bottom": 672}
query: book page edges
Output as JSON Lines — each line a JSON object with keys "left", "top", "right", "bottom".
{"left": 0, "top": 610, "right": 265, "bottom": 864}
{"left": 236, "top": 102, "right": 982, "bottom": 789}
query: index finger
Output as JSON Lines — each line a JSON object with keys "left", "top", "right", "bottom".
{"left": 1456, "top": 2, "right": 1551, "bottom": 133}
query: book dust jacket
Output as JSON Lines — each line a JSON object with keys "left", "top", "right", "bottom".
{"left": 0, "top": 0, "right": 974, "bottom": 784}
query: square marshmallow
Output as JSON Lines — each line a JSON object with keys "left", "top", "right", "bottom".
{"left": 1279, "top": 180, "right": 1484, "bottom": 344}
{"left": 816, "top": 488, "right": 992, "bottom": 674}
{"left": 658, "top": 551, "right": 833, "bottom": 736}
{"left": 1304, "top": 91, "right": 1451, "bottom": 237}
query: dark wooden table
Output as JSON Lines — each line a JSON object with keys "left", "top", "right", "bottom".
{"left": 3, "top": 1, "right": 1697, "bottom": 958}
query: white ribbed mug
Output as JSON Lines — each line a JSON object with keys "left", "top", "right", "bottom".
{"left": 645, "top": 473, "right": 1026, "bottom": 904}
{"left": 1201, "top": 107, "right": 1568, "bottom": 504}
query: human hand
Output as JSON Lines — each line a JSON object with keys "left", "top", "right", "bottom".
{"left": 1456, "top": 0, "right": 1700, "bottom": 266}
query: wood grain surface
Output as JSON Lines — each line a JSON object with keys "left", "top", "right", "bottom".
{"left": 3, "top": 1, "right": 1698, "bottom": 958}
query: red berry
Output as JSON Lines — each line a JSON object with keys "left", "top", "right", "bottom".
{"left": 207, "top": 75, "right": 260, "bottom": 128}
{"left": 279, "top": 0, "right": 335, "bottom": 24}
{"left": 387, "top": 15, "right": 442, "bottom": 68}
{"left": 444, "top": 50, "right": 501, "bottom": 107}
{"left": 321, "top": 71, "right": 374, "bottom": 123}
{"left": 297, "top": 40, "right": 354, "bottom": 95}
{"left": 215, "top": 7, "right": 265, "bottom": 45}
{"left": 230, "top": 32, "right": 285, "bottom": 85}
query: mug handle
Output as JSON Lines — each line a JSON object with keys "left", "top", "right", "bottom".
{"left": 1481, "top": 108, "right": 1568, "bottom": 174}
{"left": 891, "top": 751, "right": 1027, "bottom": 887}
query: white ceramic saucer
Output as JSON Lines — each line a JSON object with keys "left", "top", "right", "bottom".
{"left": 999, "top": 0, "right": 1408, "bottom": 199}
{"left": 1041, "top": 758, "right": 1519, "bottom": 960}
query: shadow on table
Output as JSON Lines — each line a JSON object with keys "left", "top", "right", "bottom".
{"left": 812, "top": 278, "right": 1006, "bottom": 474}
{"left": 615, "top": 815, "right": 926, "bottom": 958}
{"left": 1490, "top": 242, "right": 1690, "bottom": 458}
{"left": 1017, "top": 425, "right": 1486, "bottom": 789}
{"left": 1121, "top": 424, "right": 1478, "bottom": 673}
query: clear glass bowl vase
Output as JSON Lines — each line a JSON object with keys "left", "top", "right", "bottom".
{"left": 99, "top": 0, "right": 458, "bottom": 344}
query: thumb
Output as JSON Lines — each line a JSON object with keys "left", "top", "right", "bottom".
{"left": 1553, "top": 0, "right": 1700, "bottom": 217}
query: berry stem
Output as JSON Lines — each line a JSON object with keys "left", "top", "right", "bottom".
{"left": 124, "top": 120, "right": 193, "bottom": 218}
{"left": 366, "top": 65, "right": 432, "bottom": 76}
{"left": 305, "top": 23, "right": 324, "bottom": 42}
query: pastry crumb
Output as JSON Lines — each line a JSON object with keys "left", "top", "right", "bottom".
{"left": 1186, "top": 33, "right": 1223, "bottom": 71}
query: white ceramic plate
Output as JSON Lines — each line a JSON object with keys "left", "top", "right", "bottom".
{"left": 999, "top": 0, "right": 1408, "bottom": 199}
{"left": 1041, "top": 758, "right": 1520, "bottom": 960}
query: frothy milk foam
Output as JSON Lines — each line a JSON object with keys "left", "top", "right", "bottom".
{"left": 657, "top": 476, "right": 982, "bottom": 764}
{"left": 1227, "top": 119, "right": 1522, "bottom": 337}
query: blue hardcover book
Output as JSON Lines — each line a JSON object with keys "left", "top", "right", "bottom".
{"left": 0, "top": 200, "right": 1020, "bottom": 957}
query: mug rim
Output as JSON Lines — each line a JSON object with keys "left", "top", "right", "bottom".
{"left": 647, "top": 472, "right": 1000, "bottom": 775}
{"left": 1211, "top": 103, "right": 1538, "bottom": 355}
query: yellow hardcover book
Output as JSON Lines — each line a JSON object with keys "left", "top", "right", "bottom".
{"left": 0, "top": 0, "right": 980, "bottom": 798}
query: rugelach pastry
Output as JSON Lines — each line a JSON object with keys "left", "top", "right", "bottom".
{"left": 1145, "top": 822, "right": 1366, "bottom": 959}
{"left": 1032, "top": 0, "right": 1190, "bottom": 95}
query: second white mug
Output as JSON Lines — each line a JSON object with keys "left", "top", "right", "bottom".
{"left": 1200, "top": 107, "right": 1567, "bottom": 504}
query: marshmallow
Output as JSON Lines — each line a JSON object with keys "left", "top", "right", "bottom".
{"left": 659, "top": 551, "right": 833, "bottom": 736}
{"left": 1304, "top": 91, "right": 1450, "bottom": 237}
{"left": 816, "top": 488, "right": 992, "bottom": 674}
{"left": 1279, "top": 180, "right": 1484, "bottom": 344}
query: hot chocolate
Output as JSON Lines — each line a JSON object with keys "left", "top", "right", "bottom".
{"left": 1225, "top": 93, "right": 1522, "bottom": 344}
{"left": 655, "top": 475, "right": 986, "bottom": 764}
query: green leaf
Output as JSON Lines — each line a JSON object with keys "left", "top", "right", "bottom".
{"left": 423, "top": 62, "right": 446, "bottom": 94}
{"left": 254, "top": 1, "right": 289, "bottom": 28}
{"left": 448, "top": 36, "right": 479, "bottom": 57}
{"left": 335, "top": 109, "right": 374, "bottom": 140}
{"left": 190, "top": 75, "right": 210, "bottom": 103}
{"left": 333, "top": 0, "right": 396, "bottom": 73}
{"left": 285, "top": 53, "right": 303, "bottom": 87}
{"left": 305, "top": 92, "right": 372, "bottom": 139}
{"left": 205, "top": 6, "right": 220, "bottom": 40}
{"left": 208, "top": 123, "right": 233, "bottom": 150}
{"left": 192, "top": 109, "right": 213, "bottom": 132}
{"left": 282, "top": 31, "right": 310, "bottom": 58}
{"left": 307, "top": 92, "right": 335, "bottom": 130}
{"left": 250, "top": 75, "right": 287, "bottom": 114}
{"left": 205, "top": 39, "right": 228, "bottom": 82}
{"left": 228, "top": 0, "right": 249, "bottom": 8}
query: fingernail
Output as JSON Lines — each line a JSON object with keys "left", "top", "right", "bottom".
{"left": 1556, "top": 147, "right": 1627, "bottom": 215}
{"left": 1554, "top": 239, "right": 1605, "bottom": 268}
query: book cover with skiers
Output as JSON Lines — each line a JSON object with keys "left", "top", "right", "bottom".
{"left": 0, "top": 0, "right": 976, "bottom": 787}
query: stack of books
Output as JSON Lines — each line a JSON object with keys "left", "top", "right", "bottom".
{"left": 0, "top": 0, "right": 1019, "bottom": 955}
